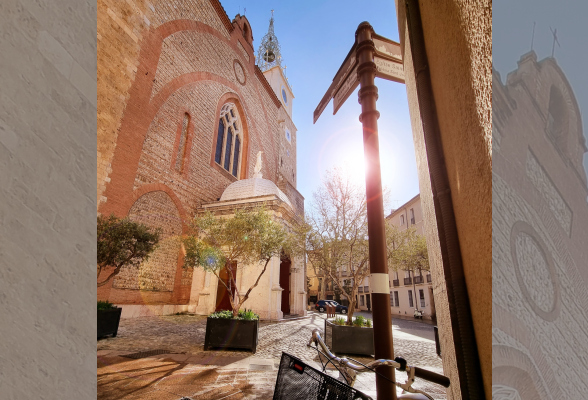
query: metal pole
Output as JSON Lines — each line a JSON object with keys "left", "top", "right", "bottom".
{"left": 355, "top": 21, "right": 396, "bottom": 400}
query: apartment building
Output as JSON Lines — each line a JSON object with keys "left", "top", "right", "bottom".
{"left": 386, "top": 194, "right": 436, "bottom": 320}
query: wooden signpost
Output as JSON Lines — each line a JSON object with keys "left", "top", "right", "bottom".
{"left": 313, "top": 23, "right": 405, "bottom": 400}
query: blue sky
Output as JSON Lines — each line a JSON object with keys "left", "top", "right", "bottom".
{"left": 219, "top": 0, "right": 419, "bottom": 213}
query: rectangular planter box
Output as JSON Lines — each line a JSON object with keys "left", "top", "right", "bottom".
{"left": 204, "top": 317, "right": 258, "bottom": 353}
{"left": 98, "top": 308, "right": 122, "bottom": 339}
{"left": 325, "top": 319, "right": 374, "bottom": 357}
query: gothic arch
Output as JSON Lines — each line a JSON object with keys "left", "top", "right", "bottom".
{"left": 210, "top": 92, "right": 250, "bottom": 179}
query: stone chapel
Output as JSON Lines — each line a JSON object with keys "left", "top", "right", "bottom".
{"left": 97, "top": 0, "right": 306, "bottom": 319}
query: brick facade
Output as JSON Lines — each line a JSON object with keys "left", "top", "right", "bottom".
{"left": 97, "top": 0, "right": 301, "bottom": 310}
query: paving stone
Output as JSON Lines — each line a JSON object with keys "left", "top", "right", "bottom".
{"left": 98, "top": 313, "right": 446, "bottom": 399}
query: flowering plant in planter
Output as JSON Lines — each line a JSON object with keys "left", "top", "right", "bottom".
{"left": 209, "top": 309, "right": 259, "bottom": 320}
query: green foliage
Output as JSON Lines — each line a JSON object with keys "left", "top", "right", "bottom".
{"left": 97, "top": 300, "right": 116, "bottom": 310}
{"left": 238, "top": 309, "right": 259, "bottom": 320}
{"left": 352, "top": 315, "right": 366, "bottom": 327}
{"left": 386, "top": 224, "right": 430, "bottom": 276}
{"left": 333, "top": 316, "right": 347, "bottom": 326}
{"left": 351, "top": 315, "right": 372, "bottom": 328}
{"left": 97, "top": 214, "right": 161, "bottom": 287}
{"left": 209, "top": 310, "right": 235, "bottom": 319}
{"left": 208, "top": 309, "right": 259, "bottom": 320}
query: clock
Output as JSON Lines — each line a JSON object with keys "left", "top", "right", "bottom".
{"left": 281, "top": 87, "right": 288, "bottom": 104}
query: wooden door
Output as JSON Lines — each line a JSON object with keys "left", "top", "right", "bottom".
{"left": 280, "top": 258, "right": 291, "bottom": 314}
{"left": 215, "top": 262, "right": 236, "bottom": 312}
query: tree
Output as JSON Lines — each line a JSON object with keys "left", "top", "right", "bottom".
{"left": 295, "top": 168, "right": 371, "bottom": 325}
{"left": 97, "top": 214, "right": 161, "bottom": 287}
{"left": 387, "top": 225, "right": 429, "bottom": 310}
{"left": 183, "top": 207, "right": 288, "bottom": 318}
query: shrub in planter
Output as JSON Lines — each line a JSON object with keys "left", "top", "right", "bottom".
{"left": 325, "top": 316, "right": 374, "bottom": 357}
{"left": 98, "top": 301, "right": 122, "bottom": 339}
{"left": 204, "top": 309, "right": 260, "bottom": 353}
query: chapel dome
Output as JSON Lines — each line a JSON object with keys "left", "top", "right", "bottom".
{"left": 220, "top": 177, "right": 293, "bottom": 208}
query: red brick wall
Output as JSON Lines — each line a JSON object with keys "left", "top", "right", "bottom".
{"left": 97, "top": 0, "right": 285, "bottom": 306}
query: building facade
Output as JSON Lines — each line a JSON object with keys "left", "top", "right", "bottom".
{"left": 493, "top": 52, "right": 588, "bottom": 399}
{"left": 386, "top": 194, "right": 436, "bottom": 319}
{"left": 97, "top": 0, "right": 305, "bottom": 319}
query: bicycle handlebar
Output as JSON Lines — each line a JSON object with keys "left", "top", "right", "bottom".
{"left": 308, "top": 329, "right": 450, "bottom": 388}
{"left": 413, "top": 367, "right": 450, "bottom": 388}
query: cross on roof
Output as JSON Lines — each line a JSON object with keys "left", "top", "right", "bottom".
{"left": 550, "top": 27, "right": 560, "bottom": 58}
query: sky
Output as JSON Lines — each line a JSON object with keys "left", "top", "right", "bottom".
{"left": 493, "top": 0, "right": 588, "bottom": 176}
{"left": 218, "top": 0, "right": 418, "bottom": 213}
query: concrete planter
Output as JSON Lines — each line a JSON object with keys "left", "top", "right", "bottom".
{"left": 325, "top": 319, "right": 374, "bottom": 357}
{"left": 98, "top": 308, "right": 122, "bottom": 339}
{"left": 204, "top": 317, "right": 258, "bottom": 353}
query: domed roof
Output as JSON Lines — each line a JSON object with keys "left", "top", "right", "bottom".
{"left": 220, "top": 177, "right": 293, "bottom": 208}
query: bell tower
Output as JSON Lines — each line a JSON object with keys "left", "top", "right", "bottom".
{"left": 257, "top": 10, "right": 294, "bottom": 119}
{"left": 257, "top": 10, "right": 297, "bottom": 188}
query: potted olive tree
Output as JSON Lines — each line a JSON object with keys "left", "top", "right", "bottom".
{"left": 183, "top": 207, "right": 288, "bottom": 353}
{"left": 97, "top": 214, "right": 160, "bottom": 338}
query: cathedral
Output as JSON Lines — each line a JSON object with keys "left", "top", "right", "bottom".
{"left": 97, "top": 0, "right": 306, "bottom": 320}
{"left": 493, "top": 51, "right": 588, "bottom": 398}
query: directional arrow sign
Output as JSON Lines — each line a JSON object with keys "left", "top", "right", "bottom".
{"left": 373, "top": 34, "right": 404, "bottom": 83}
{"left": 374, "top": 56, "right": 404, "bottom": 83}
{"left": 313, "top": 33, "right": 404, "bottom": 124}
{"left": 313, "top": 44, "right": 356, "bottom": 123}
{"left": 373, "top": 33, "right": 402, "bottom": 62}
{"left": 333, "top": 63, "right": 358, "bottom": 115}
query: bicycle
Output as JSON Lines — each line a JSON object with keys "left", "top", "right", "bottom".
{"left": 273, "top": 328, "right": 450, "bottom": 400}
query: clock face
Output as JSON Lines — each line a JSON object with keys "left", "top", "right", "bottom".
{"left": 282, "top": 88, "right": 288, "bottom": 104}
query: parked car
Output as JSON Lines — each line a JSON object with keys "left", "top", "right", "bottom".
{"left": 328, "top": 301, "right": 348, "bottom": 314}
{"left": 315, "top": 300, "right": 348, "bottom": 314}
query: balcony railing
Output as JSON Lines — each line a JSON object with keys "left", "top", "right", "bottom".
{"left": 393, "top": 279, "right": 400, "bottom": 287}
{"left": 358, "top": 287, "right": 364, "bottom": 293}
{"left": 404, "top": 277, "right": 412, "bottom": 285}
{"left": 414, "top": 276, "right": 424, "bottom": 284}
{"left": 364, "top": 286, "right": 369, "bottom": 293}
{"left": 426, "top": 274, "right": 432, "bottom": 283}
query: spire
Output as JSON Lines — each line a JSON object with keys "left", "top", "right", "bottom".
{"left": 257, "top": 10, "right": 283, "bottom": 72}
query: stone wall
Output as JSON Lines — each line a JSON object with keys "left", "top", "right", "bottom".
{"left": 395, "top": 0, "right": 492, "bottom": 398}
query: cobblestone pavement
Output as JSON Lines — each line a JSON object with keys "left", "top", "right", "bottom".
{"left": 98, "top": 312, "right": 446, "bottom": 399}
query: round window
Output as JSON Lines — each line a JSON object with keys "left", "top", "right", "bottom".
{"left": 282, "top": 88, "right": 288, "bottom": 104}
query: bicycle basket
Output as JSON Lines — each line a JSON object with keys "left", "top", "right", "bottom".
{"left": 273, "top": 352, "right": 372, "bottom": 400}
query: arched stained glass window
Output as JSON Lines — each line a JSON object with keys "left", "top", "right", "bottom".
{"left": 232, "top": 136, "right": 241, "bottom": 176}
{"left": 215, "top": 119, "right": 225, "bottom": 164}
{"left": 224, "top": 128, "right": 233, "bottom": 170}
{"left": 215, "top": 103, "right": 243, "bottom": 178}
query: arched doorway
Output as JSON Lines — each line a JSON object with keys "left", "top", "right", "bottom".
{"left": 113, "top": 190, "right": 182, "bottom": 292}
{"left": 280, "top": 256, "right": 291, "bottom": 314}
{"left": 215, "top": 262, "right": 236, "bottom": 312}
